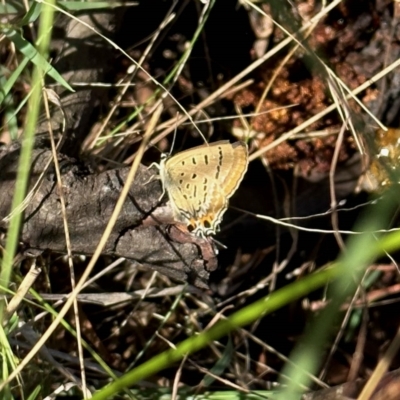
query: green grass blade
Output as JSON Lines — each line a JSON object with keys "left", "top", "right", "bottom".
{"left": 0, "top": 1, "right": 56, "bottom": 324}
{"left": 0, "top": 1, "right": 23, "bottom": 13}
{"left": 59, "top": 1, "right": 137, "bottom": 10}
{"left": 26, "top": 385, "right": 42, "bottom": 400}
{"left": 0, "top": 58, "right": 30, "bottom": 105}
{"left": 276, "top": 188, "right": 400, "bottom": 399}
{"left": 202, "top": 336, "right": 234, "bottom": 387}
{"left": 3, "top": 28, "right": 73, "bottom": 92}
{"left": 19, "top": 2, "right": 42, "bottom": 25}
{"left": 90, "top": 265, "right": 340, "bottom": 400}
{"left": 0, "top": 1, "right": 135, "bottom": 13}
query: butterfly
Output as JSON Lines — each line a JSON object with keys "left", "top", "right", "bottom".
{"left": 155, "top": 141, "right": 248, "bottom": 237}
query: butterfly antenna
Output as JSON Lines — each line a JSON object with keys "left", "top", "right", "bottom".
{"left": 169, "top": 112, "right": 179, "bottom": 156}
{"left": 210, "top": 237, "right": 227, "bottom": 250}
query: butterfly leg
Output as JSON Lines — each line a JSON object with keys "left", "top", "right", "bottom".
{"left": 143, "top": 175, "right": 166, "bottom": 201}
{"left": 147, "top": 162, "right": 160, "bottom": 171}
{"left": 143, "top": 174, "right": 159, "bottom": 186}
{"left": 144, "top": 162, "right": 160, "bottom": 185}
{"left": 143, "top": 167, "right": 166, "bottom": 202}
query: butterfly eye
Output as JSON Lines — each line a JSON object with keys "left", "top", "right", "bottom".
{"left": 203, "top": 220, "right": 211, "bottom": 229}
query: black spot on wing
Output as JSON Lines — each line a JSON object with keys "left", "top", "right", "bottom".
{"left": 204, "top": 220, "right": 211, "bottom": 229}
{"left": 187, "top": 224, "right": 195, "bottom": 232}
{"left": 216, "top": 146, "right": 223, "bottom": 179}
{"left": 203, "top": 190, "right": 207, "bottom": 204}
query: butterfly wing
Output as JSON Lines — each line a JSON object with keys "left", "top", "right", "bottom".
{"left": 161, "top": 141, "right": 248, "bottom": 236}
{"left": 217, "top": 141, "right": 248, "bottom": 198}
{"left": 203, "top": 141, "right": 248, "bottom": 233}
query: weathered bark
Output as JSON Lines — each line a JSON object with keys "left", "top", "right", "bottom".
{"left": 0, "top": 145, "right": 217, "bottom": 288}
{"left": 0, "top": 10, "right": 217, "bottom": 289}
